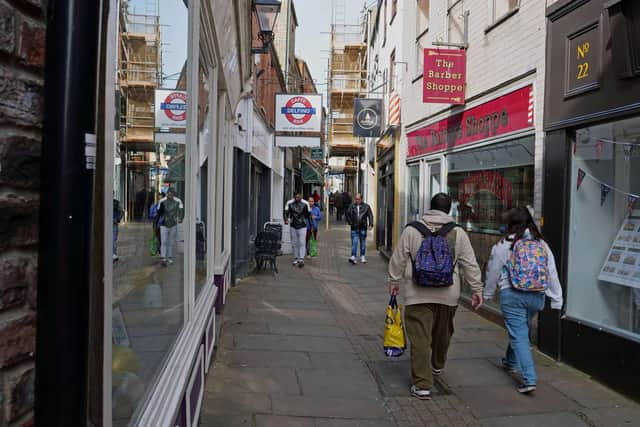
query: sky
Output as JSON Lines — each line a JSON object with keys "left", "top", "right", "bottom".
{"left": 294, "top": 0, "right": 364, "bottom": 96}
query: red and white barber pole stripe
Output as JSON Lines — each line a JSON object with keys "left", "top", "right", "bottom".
{"left": 527, "top": 87, "right": 534, "bottom": 125}
{"left": 389, "top": 92, "right": 401, "bottom": 126}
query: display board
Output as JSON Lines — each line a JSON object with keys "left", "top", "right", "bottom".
{"left": 275, "top": 94, "right": 322, "bottom": 132}
{"left": 599, "top": 215, "right": 640, "bottom": 289}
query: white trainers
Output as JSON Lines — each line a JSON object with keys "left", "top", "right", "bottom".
{"left": 293, "top": 259, "right": 300, "bottom": 265}
{"left": 517, "top": 384, "right": 536, "bottom": 394}
{"left": 349, "top": 256, "right": 357, "bottom": 264}
{"left": 112, "top": 254, "right": 119, "bottom": 262}
{"left": 410, "top": 385, "right": 431, "bottom": 400}
{"left": 360, "top": 256, "right": 367, "bottom": 263}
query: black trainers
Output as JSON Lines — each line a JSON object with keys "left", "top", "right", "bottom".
{"left": 432, "top": 368, "right": 442, "bottom": 376}
{"left": 517, "top": 384, "right": 536, "bottom": 394}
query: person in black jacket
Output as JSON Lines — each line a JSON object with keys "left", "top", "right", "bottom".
{"left": 284, "top": 191, "right": 310, "bottom": 267}
{"left": 345, "top": 193, "right": 374, "bottom": 264}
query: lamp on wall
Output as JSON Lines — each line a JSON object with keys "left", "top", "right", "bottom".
{"left": 253, "top": 0, "right": 281, "bottom": 54}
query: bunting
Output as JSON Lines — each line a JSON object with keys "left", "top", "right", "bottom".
{"left": 629, "top": 195, "right": 639, "bottom": 216}
{"left": 577, "top": 168, "right": 586, "bottom": 190}
{"left": 595, "top": 140, "right": 604, "bottom": 161}
{"left": 600, "top": 184, "right": 611, "bottom": 206}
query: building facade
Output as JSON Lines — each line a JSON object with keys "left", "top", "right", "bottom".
{"left": 386, "top": 0, "right": 546, "bottom": 315}
{"left": 28, "top": 0, "right": 252, "bottom": 425}
{"left": 542, "top": 0, "right": 640, "bottom": 400}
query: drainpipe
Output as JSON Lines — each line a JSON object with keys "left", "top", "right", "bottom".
{"left": 35, "top": 0, "right": 102, "bottom": 425}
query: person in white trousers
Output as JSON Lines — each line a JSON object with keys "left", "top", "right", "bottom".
{"left": 284, "top": 192, "right": 310, "bottom": 267}
{"left": 154, "top": 188, "right": 184, "bottom": 266}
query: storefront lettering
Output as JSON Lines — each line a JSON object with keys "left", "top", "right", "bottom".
{"left": 458, "top": 170, "right": 513, "bottom": 208}
{"left": 407, "top": 85, "right": 533, "bottom": 158}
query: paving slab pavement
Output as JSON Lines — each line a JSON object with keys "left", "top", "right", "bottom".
{"left": 201, "top": 222, "right": 640, "bottom": 426}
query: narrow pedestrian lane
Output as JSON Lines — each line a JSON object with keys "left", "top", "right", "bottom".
{"left": 200, "top": 222, "right": 640, "bottom": 427}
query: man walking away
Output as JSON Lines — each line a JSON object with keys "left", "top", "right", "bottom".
{"left": 334, "top": 190, "right": 344, "bottom": 221}
{"left": 155, "top": 188, "right": 184, "bottom": 266}
{"left": 306, "top": 197, "right": 322, "bottom": 257}
{"left": 113, "top": 197, "right": 124, "bottom": 261}
{"left": 345, "top": 193, "right": 373, "bottom": 264}
{"left": 284, "top": 191, "right": 310, "bottom": 267}
{"left": 388, "top": 193, "right": 483, "bottom": 400}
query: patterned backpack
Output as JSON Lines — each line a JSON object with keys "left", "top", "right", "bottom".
{"left": 408, "top": 222, "right": 458, "bottom": 287}
{"left": 506, "top": 238, "right": 549, "bottom": 291}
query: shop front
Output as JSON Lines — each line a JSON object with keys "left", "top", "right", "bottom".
{"left": 406, "top": 84, "right": 537, "bottom": 310}
{"left": 376, "top": 129, "right": 398, "bottom": 257}
{"left": 543, "top": 0, "right": 640, "bottom": 399}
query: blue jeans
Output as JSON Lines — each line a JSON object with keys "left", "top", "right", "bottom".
{"left": 351, "top": 229, "right": 367, "bottom": 257}
{"left": 500, "top": 287, "right": 545, "bottom": 386}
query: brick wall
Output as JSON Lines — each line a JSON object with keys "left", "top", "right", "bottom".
{"left": 0, "top": 0, "right": 45, "bottom": 426}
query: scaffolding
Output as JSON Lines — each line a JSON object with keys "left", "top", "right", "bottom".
{"left": 328, "top": 1, "right": 367, "bottom": 162}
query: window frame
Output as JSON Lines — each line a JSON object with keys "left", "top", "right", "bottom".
{"left": 485, "top": 0, "right": 521, "bottom": 34}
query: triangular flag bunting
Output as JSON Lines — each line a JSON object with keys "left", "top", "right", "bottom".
{"left": 577, "top": 168, "right": 586, "bottom": 190}
{"left": 629, "top": 195, "right": 639, "bottom": 216}
{"left": 600, "top": 184, "right": 611, "bottom": 206}
{"left": 595, "top": 140, "right": 604, "bottom": 161}
{"left": 623, "top": 145, "right": 632, "bottom": 161}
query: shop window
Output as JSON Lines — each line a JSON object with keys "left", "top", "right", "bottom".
{"left": 447, "top": 136, "right": 534, "bottom": 305}
{"left": 408, "top": 164, "right": 421, "bottom": 220}
{"left": 608, "top": 0, "right": 640, "bottom": 78}
{"left": 415, "top": 0, "right": 429, "bottom": 76}
{"left": 567, "top": 116, "right": 640, "bottom": 341}
{"left": 490, "top": 0, "right": 520, "bottom": 25}
{"left": 196, "top": 65, "right": 210, "bottom": 298}
{"left": 111, "top": 0, "right": 189, "bottom": 423}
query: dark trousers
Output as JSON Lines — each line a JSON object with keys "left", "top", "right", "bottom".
{"left": 336, "top": 207, "right": 344, "bottom": 221}
{"left": 306, "top": 228, "right": 318, "bottom": 246}
{"left": 404, "top": 303, "right": 457, "bottom": 389}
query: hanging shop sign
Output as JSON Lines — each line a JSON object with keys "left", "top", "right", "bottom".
{"left": 155, "top": 89, "right": 187, "bottom": 129}
{"left": 423, "top": 48, "right": 466, "bottom": 104}
{"left": 408, "top": 85, "right": 534, "bottom": 158}
{"left": 275, "top": 94, "right": 322, "bottom": 132}
{"left": 353, "top": 98, "right": 382, "bottom": 137}
{"left": 310, "top": 147, "right": 324, "bottom": 160}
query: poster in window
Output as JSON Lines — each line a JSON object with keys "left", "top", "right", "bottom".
{"left": 599, "top": 216, "right": 640, "bottom": 289}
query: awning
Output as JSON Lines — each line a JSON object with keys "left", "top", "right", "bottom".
{"left": 302, "top": 161, "right": 323, "bottom": 184}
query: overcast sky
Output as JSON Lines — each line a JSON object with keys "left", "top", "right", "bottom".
{"left": 294, "top": 0, "right": 364, "bottom": 98}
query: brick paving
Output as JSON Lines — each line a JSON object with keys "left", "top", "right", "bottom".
{"left": 201, "top": 221, "right": 640, "bottom": 426}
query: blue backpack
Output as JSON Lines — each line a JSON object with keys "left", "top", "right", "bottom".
{"left": 408, "top": 222, "right": 458, "bottom": 287}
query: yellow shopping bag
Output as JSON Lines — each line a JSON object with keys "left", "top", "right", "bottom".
{"left": 383, "top": 295, "right": 406, "bottom": 357}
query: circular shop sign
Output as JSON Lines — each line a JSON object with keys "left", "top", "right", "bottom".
{"left": 283, "top": 96, "right": 315, "bottom": 126}
{"left": 161, "top": 92, "right": 187, "bottom": 122}
{"left": 357, "top": 108, "right": 378, "bottom": 130}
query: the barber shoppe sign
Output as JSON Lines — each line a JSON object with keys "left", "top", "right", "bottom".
{"left": 407, "top": 85, "right": 534, "bottom": 158}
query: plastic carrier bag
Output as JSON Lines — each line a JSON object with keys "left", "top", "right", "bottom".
{"left": 149, "top": 234, "right": 159, "bottom": 257}
{"left": 309, "top": 234, "right": 318, "bottom": 257}
{"left": 383, "top": 295, "right": 406, "bottom": 357}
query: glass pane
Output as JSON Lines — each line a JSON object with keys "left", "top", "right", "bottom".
{"left": 430, "top": 162, "right": 441, "bottom": 196}
{"left": 112, "top": 0, "right": 188, "bottom": 424}
{"left": 196, "top": 65, "right": 210, "bottom": 298}
{"left": 448, "top": 1, "right": 464, "bottom": 45}
{"left": 446, "top": 138, "right": 534, "bottom": 308}
{"left": 494, "top": 0, "right": 520, "bottom": 22}
{"left": 408, "top": 165, "right": 421, "bottom": 221}
{"left": 567, "top": 116, "right": 640, "bottom": 340}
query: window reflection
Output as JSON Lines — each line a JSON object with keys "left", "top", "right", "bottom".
{"left": 112, "top": 0, "right": 188, "bottom": 424}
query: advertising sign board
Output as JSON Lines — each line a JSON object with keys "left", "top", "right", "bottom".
{"left": 275, "top": 94, "right": 322, "bottom": 132}
{"left": 155, "top": 89, "right": 187, "bottom": 129}
{"left": 408, "top": 85, "right": 534, "bottom": 158}
{"left": 353, "top": 98, "right": 382, "bottom": 137}
{"left": 423, "top": 48, "right": 466, "bottom": 104}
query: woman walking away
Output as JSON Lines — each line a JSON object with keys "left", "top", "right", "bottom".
{"left": 484, "top": 207, "right": 563, "bottom": 394}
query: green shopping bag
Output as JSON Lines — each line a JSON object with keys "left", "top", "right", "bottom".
{"left": 149, "top": 234, "right": 159, "bottom": 257}
{"left": 309, "top": 234, "right": 318, "bottom": 257}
